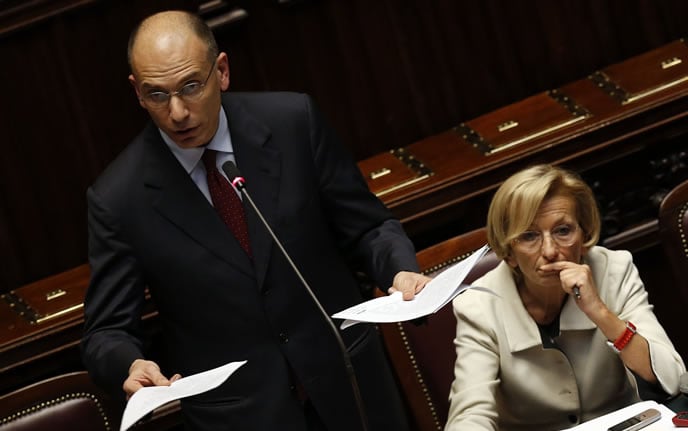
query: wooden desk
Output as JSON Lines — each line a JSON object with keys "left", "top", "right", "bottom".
{"left": 0, "top": 265, "right": 163, "bottom": 394}
{"left": 359, "top": 39, "right": 688, "bottom": 250}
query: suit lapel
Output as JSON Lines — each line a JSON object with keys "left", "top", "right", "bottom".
{"left": 225, "top": 95, "right": 281, "bottom": 291}
{"left": 141, "top": 124, "right": 254, "bottom": 278}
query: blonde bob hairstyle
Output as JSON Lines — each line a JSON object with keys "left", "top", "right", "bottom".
{"left": 486, "top": 164, "right": 601, "bottom": 260}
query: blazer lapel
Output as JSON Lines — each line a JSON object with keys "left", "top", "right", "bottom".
{"left": 141, "top": 125, "right": 254, "bottom": 278}
{"left": 224, "top": 95, "right": 281, "bottom": 291}
{"left": 491, "top": 263, "right": 545, "bottom": 353}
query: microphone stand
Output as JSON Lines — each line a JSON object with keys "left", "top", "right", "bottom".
{"left": 224, "top": 162, "right": 369, "bottom": 431}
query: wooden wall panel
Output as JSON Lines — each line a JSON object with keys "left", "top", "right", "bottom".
{"left": 0, "top": 0, "right": 197, "bottom": 291}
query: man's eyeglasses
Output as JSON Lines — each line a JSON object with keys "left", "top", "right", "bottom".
{"left": 140, "top": 58, "right": 217, "bottom": 109}
{"left": 513, "top": 223, "right": 579, "bottom": 253}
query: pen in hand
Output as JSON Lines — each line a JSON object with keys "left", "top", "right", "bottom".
{"left": 572, "top": 285, "right": 581, "bottom": 300}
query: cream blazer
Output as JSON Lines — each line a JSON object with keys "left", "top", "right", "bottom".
{"left": 445, "top": 246, "right": 685, "bottom": 431}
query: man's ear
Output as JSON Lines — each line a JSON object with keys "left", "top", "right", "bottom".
{"left": 217, "top": 52, "right": 230, "bottom": 91}
{"left": 128, "top": 74, "right": 145, "bottom": 108}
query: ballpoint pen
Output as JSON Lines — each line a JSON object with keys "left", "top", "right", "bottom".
{"left": 572, "top": 285, "right": 581, "bottom": 300}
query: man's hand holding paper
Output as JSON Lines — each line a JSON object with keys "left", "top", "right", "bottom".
{"left": 333, "top": 245, "right": 492, "bottom": 328}
{"left": 388, "top": 270, "right": 432, "bottom": 300}
{"left": 120, "top": 360, "right": 247, "bottom": 431}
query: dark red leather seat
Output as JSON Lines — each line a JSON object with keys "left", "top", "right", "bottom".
{"left": 658, "top": 178, "right": 688, "bottom": 305}
{"left": 377, "top": 227, "right": 499, "bottom": 431}
{"left": 0, "top": 371, "right": 121, "bottom": 431}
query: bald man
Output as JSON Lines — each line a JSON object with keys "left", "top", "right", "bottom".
{"left": 81, "top": 10, "right": 429, "bottom": 431}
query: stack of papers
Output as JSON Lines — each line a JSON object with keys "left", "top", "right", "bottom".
{"left": 332, "top": 244, "right": 491, "bottom": 329}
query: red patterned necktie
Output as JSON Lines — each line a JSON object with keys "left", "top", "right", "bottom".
{"left": 202, "top": 150, "right": 252, "bottom": 257}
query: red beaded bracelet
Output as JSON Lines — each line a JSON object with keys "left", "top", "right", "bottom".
{"left": 606, "top": 321, "right": 637, "bottom": 353}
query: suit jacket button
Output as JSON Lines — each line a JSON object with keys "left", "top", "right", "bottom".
{"left": 279, "top": 333, "right": 289, "bottom": 343}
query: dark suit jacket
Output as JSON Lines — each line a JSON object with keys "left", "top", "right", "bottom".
{"left": 82, "top": 92, "right": 419, "bottom": 430}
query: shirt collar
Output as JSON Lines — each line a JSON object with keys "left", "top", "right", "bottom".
{"left": 159, "top": 106, "right": 233, "bottom": 174}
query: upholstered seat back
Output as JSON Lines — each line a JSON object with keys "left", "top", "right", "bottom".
{"left": 377, "top": 227, "right": 499, "bottom": 431}
{"left": 0, "top": 372, "right": 121, "bottom": 431}
{"left": 658, "top": 178, "right": 688, "bottom": 304}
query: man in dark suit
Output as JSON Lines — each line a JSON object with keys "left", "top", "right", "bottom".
{"left": 81, "top": 10, "right": 430, "bottom": 431}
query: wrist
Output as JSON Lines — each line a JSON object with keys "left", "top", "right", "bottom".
{"left": 606, "top": 321, "right": 637, "bottom": 353}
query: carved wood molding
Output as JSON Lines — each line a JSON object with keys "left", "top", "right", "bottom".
{"left": 0, "top": 0, "right": 98, "bottom": 38}
{"left": 197, "top": 0, "right": 248, "bottom": 31}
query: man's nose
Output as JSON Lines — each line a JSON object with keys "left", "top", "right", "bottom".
{"left": 168, "top": 95, "right": 189, "bottom": 122}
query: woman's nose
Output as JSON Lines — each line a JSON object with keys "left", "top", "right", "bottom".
{"left": 540, "top": 233, "right": 559, "bottom": 259}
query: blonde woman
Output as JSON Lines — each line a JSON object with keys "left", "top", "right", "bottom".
{"left": 445, "top": 165, "right": 685, "bottom": 430}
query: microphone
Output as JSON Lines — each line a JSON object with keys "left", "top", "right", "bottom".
{"left": 222, "top": 161, "right": 369, "bottom": 431}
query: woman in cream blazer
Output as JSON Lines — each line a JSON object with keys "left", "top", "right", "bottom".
{"left": 445, "top": 165, "right": 685, "bottom": 431}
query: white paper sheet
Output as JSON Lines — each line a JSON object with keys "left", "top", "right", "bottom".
{"left": 120, "top": 360, "right": 247, "bottom": 431}
{"left": 560, "top": 400, "right": 677, "bottom": 430}
{"left": 332, "top": 245, "right": 492, "bottom": 328}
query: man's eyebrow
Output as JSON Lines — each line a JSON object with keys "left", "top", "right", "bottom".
{"left": 139, "top": 71, "right": 203, "bottom": 91}
{"left": 140, "top": 82, "right": 164, "bottom": 91}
